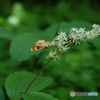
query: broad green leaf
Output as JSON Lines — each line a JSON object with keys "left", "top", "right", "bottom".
{"left": 17, "top": 26, "right": 43, "bottom": 34}
{"left": 69, "top": 20, "right": 92, "bottom": 30}
{"left": 0, "top": 26, "right": 15, "bottom": 40}
{"left": 23, "top": 92, "right": 58, "bottom": 100}
{"left": 0, "top": 86, "right": 5, "bottom": 100}
{"left": 10, "top": 33, "right": 52, "bottom": 65}
{"left": 44, "top": 21, "right": 92, "bottom": 37}
{"left": 58, "top": 21, "right": 92, "bottom": 35}
{"left": 5, "top": 71, "right": 52, "bottom": 100}
{"left": 43, "top": 22, "right": 69, "bottom": 37}
{"left": 43, "top": 23, "right": 57, "bottom": 37}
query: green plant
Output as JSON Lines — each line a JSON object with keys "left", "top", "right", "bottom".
{"left": 0, "top": 21, "right": 99, "bottom": 100}
{"left": 0, "top": 1, "right": 100, "bottom": 100}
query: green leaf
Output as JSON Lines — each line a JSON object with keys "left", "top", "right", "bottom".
{"left": 5, "top": 71, "right": 52, "bottom": 100}
{"left": 0, "top": 26, "right": 15, "bottom": 40}
{"left": 23, "top": 92, "right": 58, "bottom": 100}
{"left": 10, "top": 33, "right": 52, "bottom": 65}
{"left": 17, "top": 26, "right": 43, "bottom": 34}
{"left": 43, "top": 22, "right": 69, "bottom": 37}
{"left": 44, "top": 21, "right": 92, "bottom": 37}
{"left": 0, "top": 86, "right": 5, "bottom": 100}
{"left": 59, "top": 21, "right": 92, "bottom": 33}
{"left": 69, "top": 20, "right": 92, "bottom": 30}
{"left": 44, "top": 23, "right": 57, "bottom": 37}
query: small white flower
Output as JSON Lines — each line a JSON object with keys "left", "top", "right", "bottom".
{"left": 46, "top": 49, "right": 60, "bottom": 61}
{"left": 75, "top": 40, "right": 80, "bottom": 45}
{"left": 58, "top": 31, "right": 66, "bottom": 37}
{"left": 92, "top": 24, "right": 96, "bottom": 28}
{"left": 74, "top": 28, "right": 85, "bottom": 41}
{"left": 70, "top": 27, "right": 77, "bottom": 33}
{"left": 54, "top": 35, "right": 61, "bottom": 41}
{"left": 49, "top": 41, "right": 55, "bottom": 46}
{"left": 79, "top": 28, "right": 85, "bottom": 32}
{"left": 57, "top": 40, "right": 63, "bottom": 48}
{"left": 46, "top": 49, "right": 54, "bottom": 58}
{"left": 86, "top": 31, "right": 91, "bottom": 39}
{"left": 91, "top": 29, "right": 99, "bottom": 38}
{"left": 60, "top": 46, "right": 70, "bottom": 53}
{"left": 55, "top": 31, "right": 67, "bottom": 42}
{"left": 92, "top": 24, "right": 99, "bottom": 28}
{"left": 98, "top": 28, "right": 100, "bottom": 33}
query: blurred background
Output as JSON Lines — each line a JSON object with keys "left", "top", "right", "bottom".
{"left": 0, "top": 0, "right": 100, "bottom": 100}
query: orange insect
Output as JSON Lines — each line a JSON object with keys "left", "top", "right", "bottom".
{"left": 70, "top": 37, "right": 73, "bottom": 43}
{"left": 31, "top": 40, "right": 49, "bottom": 51}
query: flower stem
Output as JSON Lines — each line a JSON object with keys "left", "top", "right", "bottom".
{"left": 25, "top": 51, "right": 60, "bottom": 93}
{"left": 55, "top": 0, "right": 66, "bottom": 36}
{"left": 20, "top": 51, "right": 60, "bottom": 100}
{"left": 20, "top": 58, "right": 52, "bottom": 99}
{"left": 20, "top": 56, "right": 56, "bottom": 99}
{"left": 24, "top": 57, "right": 53, "bottom": 94}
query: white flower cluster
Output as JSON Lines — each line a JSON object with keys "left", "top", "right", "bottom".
{"left": 50, "top": 32, "right": 70, "bottom": 52}
{"left": 46, "top": 24, "right": 100, "bottom": 61}
{"left": 69, "top": 24, "right": 100, "bottom": 44}
{"left": 46, "top": 49, "right": 60, "bottom": 61}
{"left": 47, "top": 32, "right": 70, "bottom": 60}
{"left": 69, "top": 27, "right": 85, "bottom": 45}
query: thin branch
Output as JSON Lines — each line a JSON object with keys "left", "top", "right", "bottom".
{"left": 20, "top": 58, "right": 53, "bottom": 100}
{"left": 55, "top": 0, "right": 66, "bottom": 36}
{"left": 24, "top": 51, "right": 60, "bottom": 94}
{"left": 24, "top": 58, "right": 53, "bottom": 94}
